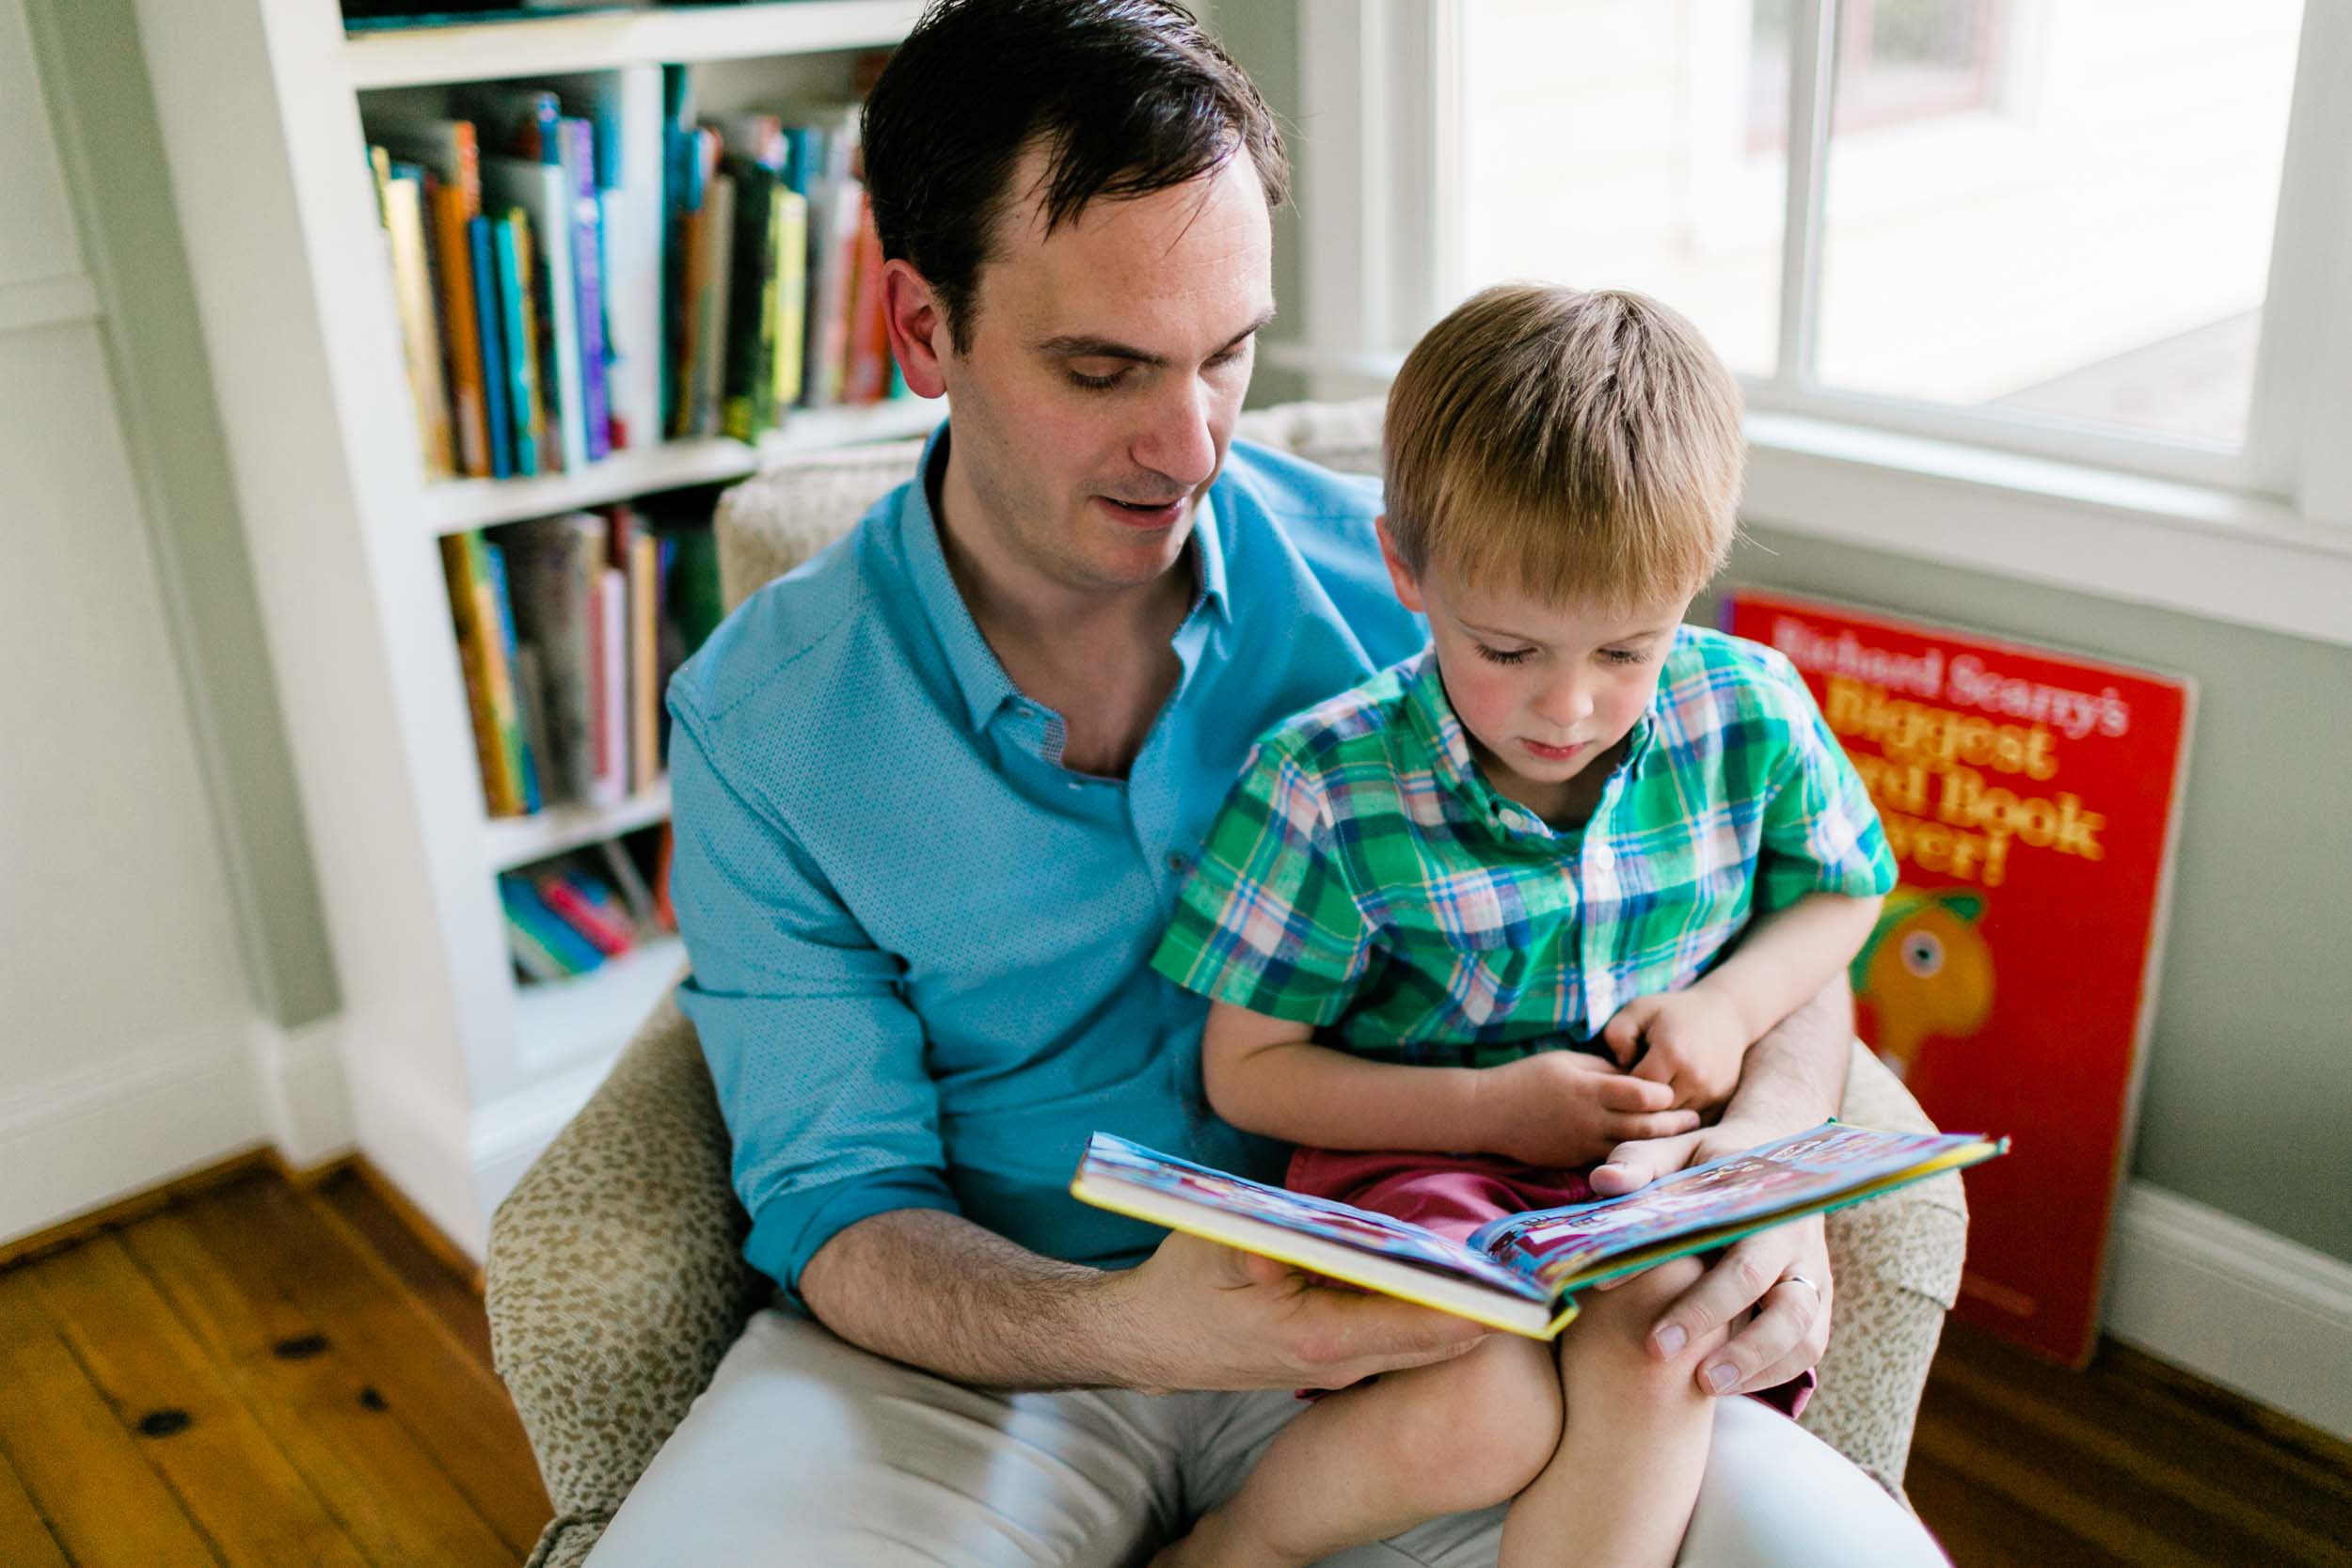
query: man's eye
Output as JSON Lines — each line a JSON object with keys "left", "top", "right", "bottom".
{"left": 1474, "top": 643, "right": 1534, "bottom": 667}
{"left": 1069, "top": 368, "right": 1126, "bottom": 391}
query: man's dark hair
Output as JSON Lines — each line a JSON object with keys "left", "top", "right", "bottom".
{"left": 863, "top": 0, "right": 1288, "bottom": 351}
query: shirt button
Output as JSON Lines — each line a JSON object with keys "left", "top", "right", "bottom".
{"left": 1166, "top": 851, "right": 1192, "bottom": 875}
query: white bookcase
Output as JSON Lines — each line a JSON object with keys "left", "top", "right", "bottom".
{"left": 134, "top": 0, "right": 936, "bottom": 1255}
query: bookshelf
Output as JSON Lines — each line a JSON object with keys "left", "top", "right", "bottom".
{"left": 135, "top": 0, "right": 937, "bottom": 1256}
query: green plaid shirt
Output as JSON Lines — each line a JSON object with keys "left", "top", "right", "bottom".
{"left": 1152, "top": 626, "right": 1896, "bottom": 1066}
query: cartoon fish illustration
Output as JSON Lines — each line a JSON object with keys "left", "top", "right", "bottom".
{"left": 1851, "top": 888, "right": 1994, "bottom": 1081}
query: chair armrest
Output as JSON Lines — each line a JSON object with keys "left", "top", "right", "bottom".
{"left": 1807, "top": 1039, "right": 1971, "bottom": 1502}
{"left": 485, "top": 995, "right": 770, "bottom": 1526}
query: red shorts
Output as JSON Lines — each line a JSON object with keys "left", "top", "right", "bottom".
{"left": 1286, "top": 1146, "right": 1815, "bottom": 1418}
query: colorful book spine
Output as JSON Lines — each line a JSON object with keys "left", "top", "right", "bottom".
{"left": 535, "top": 873, "right": 634, "bottom": 956}
{"left": 480, "top": 539, "right": 542, "bottom": 813}
{"left": 439, "top": 532, "right": 520, "bottom": 816}
{"left": 485, "top": 158, "right": 580, "bottom": 473}
{"left": 770, "top": 183, "right": 808, "bottom": 411}
{"left": 469, "top": 214, "right": 514, "bottom": 479}
{"left": 500, "top": 877, "right": 603, "bottom": 974}
{"left": 491, "top": 211, "right": 541, "bottom": 477}
{"left": 561, "top": 118, "right": 612, "bottom": 462}
{"left": 720, "top": 157, "right": 777, "bottom": 441}
{"left": 429, "top": 183, "right": 491, "bottom": 477}
{"left": 629, "top": 529, "right": 660, "bottom": 794}
{"left": 380, "top": 167, "right": 456, "bottom": 478}
{"left": 595, "top": 564, "right": 629, "bottom": 804}
{"left": 842, "top": 189, "right": 890, "bottom": 404}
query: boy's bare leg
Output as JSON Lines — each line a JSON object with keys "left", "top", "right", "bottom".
{"left": 1500, "top": 1256, "right": 1724, "bottom": 1568}
{"left": 1152, "top": 1334, "right": 1560, "bottom": 1568}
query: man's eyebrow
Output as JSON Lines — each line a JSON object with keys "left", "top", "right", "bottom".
{"left": 1033, "top": 310, "right": 1277, "bottom": 366}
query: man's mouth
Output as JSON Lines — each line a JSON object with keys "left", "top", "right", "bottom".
{"left": 1098, "top": 495, "right": 1187, "bottom": 528}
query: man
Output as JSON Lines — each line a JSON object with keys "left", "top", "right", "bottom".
{"left": 587, "top": 3, "right": 1947, "bottom": 1562}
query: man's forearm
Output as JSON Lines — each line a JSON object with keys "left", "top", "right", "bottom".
{"left": 796, "top": 1208, "right": 1145, "bottom": 1392}
{"left": 1716, "top": 974, "right": 1851, "bottom": 1135}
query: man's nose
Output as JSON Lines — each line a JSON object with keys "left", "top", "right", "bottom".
{"left": 1132, "top": 376, "right": 1219, "bottom": 492}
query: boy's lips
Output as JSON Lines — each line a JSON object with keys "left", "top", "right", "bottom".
{"left": 1521, "top": 736, "right": 1591, "bottom": 763}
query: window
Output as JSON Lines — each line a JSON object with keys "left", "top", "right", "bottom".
{"left": 1444, "top": 0, "right": 2311, "bottom": 469}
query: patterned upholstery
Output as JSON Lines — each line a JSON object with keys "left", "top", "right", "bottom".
{"left": 485, "top": 401, "right": 1967, "bottom": 1565}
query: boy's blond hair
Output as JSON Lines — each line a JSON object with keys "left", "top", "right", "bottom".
{"left": 1382, "top": 283, "right": 1744, "bottom": 612}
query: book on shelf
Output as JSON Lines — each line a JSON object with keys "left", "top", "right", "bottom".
{"left": 660, "top": 67, "right": 914, "bottom": 441}
{"left": 367, "top": 83, "right": 634, "bottom": 484}
{"left": 1072, "top": 1124, "right": 2009, "bottom": 1339}
{"left": 497, "top": 846, "right": 667, "bottom": 984}
{"left": 440, "top": 500, "right": 720, "bottom": 823}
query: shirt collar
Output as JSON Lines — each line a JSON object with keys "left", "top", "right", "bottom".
{"left": 1399, "top": 645, "right": 1660, "bottom": 832}
{"left": 899, "top": 420, "right": 1234, "bottom": 734}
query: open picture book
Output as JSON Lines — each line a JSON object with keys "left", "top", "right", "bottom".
{"left": 1071, "top": 1123, "right": 2007, "bottom": 1338}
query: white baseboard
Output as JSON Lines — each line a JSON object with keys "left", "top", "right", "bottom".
{"left": 2106, "top": 1180, "right": 2352, "bottom": 1443}
{"left": 0, "top": 1020, "right": 267, "bottom": 1243}
{"left": 246, "top": 1014, "right": 354, "bottom": 1169}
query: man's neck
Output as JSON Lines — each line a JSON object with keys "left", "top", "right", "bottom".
{"left": 932, "top": 444, "right": 1195, "bottom": 662}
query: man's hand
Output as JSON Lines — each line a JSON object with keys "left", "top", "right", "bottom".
{"left": 1588, "top": 1123, "right": 1835, "bottom": 1397}
{"left": 1486, "top": 1050, "right": 1703, "bottom": 1168}
{"left": 1109, "top": 1231, "right": 1488, "bottom": 1393}
{"left": 1601, "top": 989, "right": 1749, "bottom": 1112}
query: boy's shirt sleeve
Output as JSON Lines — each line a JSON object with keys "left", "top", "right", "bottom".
{"left": 1753, "top": 652, "right": 1899, "bottom": 911}
{"left": 1151, "top": 735, "right": 1374, "bottom": 1024}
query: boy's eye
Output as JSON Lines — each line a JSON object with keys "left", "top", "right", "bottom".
{"left": 1602, "top": 647, "right": 1651, "bottom": 666}
{"left": 1474, "top": 642, "right": 1534, "bottom": 667}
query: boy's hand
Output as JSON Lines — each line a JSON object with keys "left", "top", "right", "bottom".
{"left": 1488, "top": 1050, "right": 1702, "bottom": 1168}
{"left": 1601, "top": 990, "right": 1750, "bottom": 1111}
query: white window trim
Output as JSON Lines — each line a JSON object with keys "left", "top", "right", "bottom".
{"left": 1280, "top": 0, "right": 2352, "bottom": 650}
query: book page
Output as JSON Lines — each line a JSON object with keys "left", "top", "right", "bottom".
{"left": 1467, "top": 1125, "right": 1993, "bottom": 1296}
{"left": 1078, "top": 1134, "right": 1535, "bottom": 1298}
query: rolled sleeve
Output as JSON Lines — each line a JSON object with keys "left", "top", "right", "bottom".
{"left": 668, "top": 689, "right": 959, "bottom": 1308}
{"left": 1756, "top": 658, "right": 1899, "bottom": 911}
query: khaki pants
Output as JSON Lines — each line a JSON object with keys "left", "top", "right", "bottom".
{"left": 585, "top": 1308, "right": 1949, "bottom": 1567}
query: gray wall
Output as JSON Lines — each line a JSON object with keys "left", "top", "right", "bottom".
{"left": 1215, "top": 4, "right": 2352, "bottom": 1266}
{"left": 30, "top": 0, "right": 340, "bottom": 1027}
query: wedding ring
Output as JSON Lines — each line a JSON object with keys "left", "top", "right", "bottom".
{"left": 1780, "top": 1272, "right": 1821, "bottom": 1300}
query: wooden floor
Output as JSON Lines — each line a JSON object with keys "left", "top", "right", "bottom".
{"left": 3, "top": 1167, "right": 2348, "bottom": 1567}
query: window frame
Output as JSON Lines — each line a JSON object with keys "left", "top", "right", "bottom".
{"left": 1273, "top": 0, "right": 2352, "bottom": 646}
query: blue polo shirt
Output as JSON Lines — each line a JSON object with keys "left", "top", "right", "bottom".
{"left": 667, "top": 421, "right": 1423, "bottom": 1303}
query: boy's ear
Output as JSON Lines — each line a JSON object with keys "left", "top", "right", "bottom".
{"left": 1375, "top": 515, "right": 1427, "bottom": 614}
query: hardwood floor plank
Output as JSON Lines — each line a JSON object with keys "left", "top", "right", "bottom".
{"left": 1914, "top": 1396, "right": 2281, "bottom": 1568}
{"left": 1905, "top": 1456, "right": 2137, "bottom": 1568}
{"left": 22, "top": 1234, "right": 371, "bottom": 1568}
{"left": 310, "top": 1167, "right": 495, "bottom": 1374}
{"left": 1934, "top": 1325, "right": 2352, "bottom": 1512}
{"left": 0, "top": 1444, "right": 73, "bottom": 1568}
{"left": 0, "top": 1266, "right": 226, "bottom": 1568}
{"left": 121, "top": 1201, "right": 516, "bottom": 1568}
{"left": 176, "top": 1176, "right": 552, "bottom": 1554}
{"left": 1925, "top": 1345, "right": 2352, "bottom": 1563}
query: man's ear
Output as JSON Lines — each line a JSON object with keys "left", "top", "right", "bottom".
{"left": 882, "top": 259, "right": 951, "bottom": 399}
{"left": 1375, "top": 515, "right": 1427, "bottom": 614}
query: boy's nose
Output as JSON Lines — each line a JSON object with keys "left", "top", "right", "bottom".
{"left": 1534, "top": 678, "right": 1595, "bottom": 730}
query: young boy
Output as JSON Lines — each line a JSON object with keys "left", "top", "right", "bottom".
{"left": 1147, "top": 284, "right": 1897, "bottom": 1568}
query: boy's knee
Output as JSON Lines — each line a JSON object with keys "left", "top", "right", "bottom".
{"left": 1415, "top": 1337, "right": 1563, "bottom": 1504}
{"left": 1559, "top": 1257, "right": 1725, "bottom": 1396}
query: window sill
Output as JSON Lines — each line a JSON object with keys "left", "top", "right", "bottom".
{"left": 1256, "top": 342, "right": 2352, "bottom": 649}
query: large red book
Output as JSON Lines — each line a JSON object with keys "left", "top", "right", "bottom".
{"left": 1722, "top": 590, "right": 2193, "bottom": 1365}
